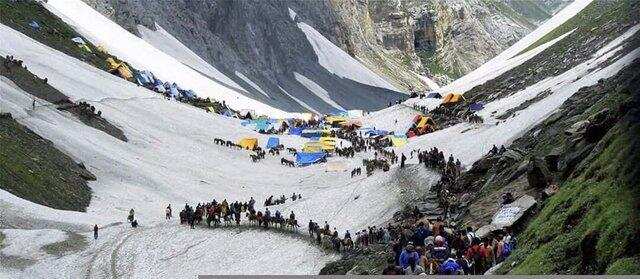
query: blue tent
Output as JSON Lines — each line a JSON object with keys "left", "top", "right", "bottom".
{"left": 255, "top": 119, "right": 271, "bottom": 131}
{"left": 469, "top": 103, "right": 484, "bottom": 112}
{"left": 301, "top": 130, "right": 321, "bottom": 138}
{"left": 289, "top": 127, "right": 303, "bottom": 136}
{"left": 266, "top": 137, "right": 280, "bottom": 149}
{"left": 295, "top": 152, "right": 326, "bottom": 166}
{"left": 427, "top": 92, "right": 442, "bottom": 99}
{"left": 365, "top": 130, "right": 389, "bottom": 137}
{"left": 29, "top": 21, "right": 40, "bottom": 29}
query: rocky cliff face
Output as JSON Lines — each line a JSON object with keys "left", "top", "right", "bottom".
{"left": 81, "top": 0, "right": 567, "bottom": 112}
{"left": 327, "top": 0, "right": 569, "bottom": 89}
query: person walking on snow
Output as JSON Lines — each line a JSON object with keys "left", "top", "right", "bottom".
{"left": 93, "top": 224, "right": 99, "bottom": 240}
{"left": 166, "top": 204, "right": 172, "bottom": 220}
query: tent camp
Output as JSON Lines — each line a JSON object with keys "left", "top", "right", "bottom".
{"left": 238, "top": 138, "right": 258, "bottom": 150}
{"left": 302, "top": 142, "right": 324, "bottom": 153}
{"left": 325, "top": 161, "right": 348, "bottom": 172}
{"left": 407, "top": 115, "right": 436, "bottom": 138}
{"left": 365, "top": 130, "right": 389, "bottom": 137}
{"left": 296, "top": 152, "right": 327, "bottom": 166}
{"left": 266, "top": 137, "right": 280, "bottom": 149}
{"left": 388, "top": 136, "right": 408, "bottom": 147}
{"left": 319, "top": 137, "right": 337, "bottom": 152}
{"left": 426, "top": 92, "right": 442, "bottom": 99}
{"left": 106, "top": 57, "right": 133, "bottom": 80}
{"left": 289, "top": 127, "right": 303, "bottom": 136}
{"left": 469, "top": 102, "right": 484, "bottom": 112}
{"left": 441, "top": 93, "right": 465, "bottom": 105}
{"left": 325, "top": 116, "right": 348, "bottom": 126}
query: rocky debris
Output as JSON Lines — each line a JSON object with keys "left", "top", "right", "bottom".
{"left": 525, "top": 157, "right": 549, "bottom": 190}
{"left": 476, "top": 194, "right": 536, "bottom": 238}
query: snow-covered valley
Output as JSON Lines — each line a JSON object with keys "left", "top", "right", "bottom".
{"left": 1, "top": 0, "right": 639, "bottom": 277}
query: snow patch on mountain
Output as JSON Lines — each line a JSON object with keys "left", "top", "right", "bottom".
{"left": 235, "top": 71, "right": 270, "bottom": 97}
{"left": 296, "top": 22, "right": 400, "bottom": 92}
{"left": 44, "top": 0, "right": 291, "bottom": 117}
{"left": 294, "top": 72, "right": 345, "bottom": 111}
{"left": 137, "top": 23, "right": 245, "bottom": 92}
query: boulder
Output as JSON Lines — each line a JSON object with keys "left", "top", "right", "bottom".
{"left": 526, "top": 157, "right": 548, "bottom": 189}
{"left": 544, "top": 147, "right": 563, "bottom": 172}
{"left": 564, "top": 120, "right": 589, "bottom": 137}
{"left": 490, "top": 195, "right": 537, "bottom": 229}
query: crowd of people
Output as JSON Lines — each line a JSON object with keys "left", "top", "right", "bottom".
{"left": 380, "top": 219, "right": 515, "bottom": 275}
{"left": 264, "top": 193, "right": 302, "bottom": 206}
{"left": 177, "top": 196, "right": 302, "bottom": 231}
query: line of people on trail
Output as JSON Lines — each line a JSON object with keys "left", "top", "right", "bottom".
{"left": 177, "top": 196, "right": 301, "bottom": 231}
{"left": 381, "top": 218, "right": 515, "bottom": 275}
{"left": 264, "top": 193, "right": 302, "bottom": 206}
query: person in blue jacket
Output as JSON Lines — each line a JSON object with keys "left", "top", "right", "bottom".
{"left": 399, "top": 243, "right": 420, "bottom": 268}
{"left": 440, "top": 257, "right": 462, "bottom": 275}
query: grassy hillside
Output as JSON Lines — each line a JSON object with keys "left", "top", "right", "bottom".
{"left": 516, "top": 0, "right": 637, "bottom": 56}
{"left": 0, "top": 116, "right": 92, "bottom": 212}
{"left": 496, "top": 61, "right": 640, "bottom": 275}
{"left": 0, "top": 0, "right": 108, "bottom": 71}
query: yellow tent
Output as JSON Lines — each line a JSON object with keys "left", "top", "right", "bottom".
{"left": 319, "top": 137, "right": 336, "bottom": 151}
{"left": 302, "top": 142, "right": 324, "bottom": 153}
{"left": 206, "top": 106, "right": 215, "bottom": 113}
{"left": 389, "top": 136, "right": 407, "bottom": 147}
{"left": 326, "top": 116, "right": 347, "bottom": 125}
{"left": 416, "top": 116, "right": 436, "bottom": 128}
{"left": 442, "top": 93, "right": 465, "bottom": 105}
{"left": 106, "top": 57, "right": 133, "bottom": 81}
{"left": 238, "top": 138, "right": 258, "bottom": 150}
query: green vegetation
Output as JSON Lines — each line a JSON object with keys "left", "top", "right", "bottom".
{"left": 417, "top": 49, "right": 460, "bottom": 80}
{"left": 0, "top": 117, "right": 92, "bottom": 212}
{"left": 516, "top": 0, "right": 638, "bottom": 56}
{"left": 606, "top": 257, "right": 640, "bottom": 274}
{"left": 0, "top": 0, "right": 109, "bottom": 71}
{"left": 497, "top": 68, "right": 640, "bottom": 274}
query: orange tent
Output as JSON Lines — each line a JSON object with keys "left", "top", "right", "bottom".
{"left": 442, "top": 93, "right": 465, "bottom": 105}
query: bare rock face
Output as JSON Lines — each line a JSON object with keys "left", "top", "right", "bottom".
{"left": 80, "top": 0, "right": 567, "bottom": 110}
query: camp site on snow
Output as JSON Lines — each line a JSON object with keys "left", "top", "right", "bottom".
{"left": 0, "top": 0, "right": 639, "bottom": 277}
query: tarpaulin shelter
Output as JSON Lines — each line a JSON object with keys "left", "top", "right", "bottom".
{"left": 325, "top": 116, "right": 348, "bottom": 126}
{"left": 388, "top": 136, "right": 408, "bottom": 147}
{"left": 238, "top": 138, "right": 258, "bottom": 150}
{"left": 29, "top": 21, "right": 40, "bottom": 29}
{"left": 301, "top": 130, "right": 322, "bottom": 138}
{"left": 442, "top": 93, "right": 465, "bottom": 105}
{"left": 365, "top": 130, "right": 389, "bottom": 137}
{"left": 469, "top": 102, "right": 484, "bottom": 112}
{"left": 254, "top": 119, "right": 271, "bottom": 132}
{"left": 266, "top": 137, "right": 280, "bottom": 149}
{"left": 222, "top": 109, "right": 234, "bottom": 117}
{"left": 302, "top": 142, "right": 324, "bottom": 153}
{"left": 289, "top": 127, "right": 303, "bottom": 136}
{"left": 296, "top": 152, "right": 327, "bottom": 166}
{"left": 319, "top": 137, "right": 337, "bottom": 152}
{"left": 426, "top": 92, "right": 442, "bottom": 98}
